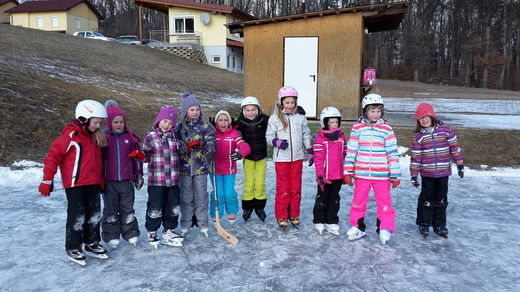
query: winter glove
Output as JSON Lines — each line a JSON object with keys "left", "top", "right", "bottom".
{"left": 134, "top": 175, "right": 144, "bottom": 190}
{"left": 178, "top": 140, "right": 188, "bottom": 154}
{"left": 38, "top": 170, "right": 54, "bottom": 196}
{"left": 317, "top": 175, "right": 326, "bottom": 191}
{"left": 230, "top": 151, "right": 242, "bottom": 161}
{"left": 272, "top": 138, "right": 288, "bottom": 150}
{"left": 187, "top": 140, "right": 202, "bottom": 152}
{"left": 203, "top": 147, "right": 214, "bottom": 158}
{"left": 307, "top": 149, "right": 314, "bottom": 167}
{"left": 390, "top": 178, "right": 401, "bottom": 188}
{"left": 411, "top": 177, "right": 420, "bottom": 188}
{"left": 344, "top": 173, "right": 355, "bottom": 186}
{"left": 457, "top": 165, "right": 464, "bottom": 179}
{"left": 128, "top": 150, "right": 145, "bottom": 161}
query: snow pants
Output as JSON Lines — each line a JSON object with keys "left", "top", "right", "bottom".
{"left": 209, "top": 173, "right": 239, "bottom": 218}
{"left": 242, "top": 158, "right": 267, "bottom": 213}
{"left": 350, "top": 178, "right": 396, "bottom": 233}
{"left": 416, "top": 176, "right": 449, "bottom": 228}
{"left": 179, "top": 174, "right": 209, "bottom": 230}
{"left": 313, "top": 179, "right": 342, "bottom": 225}
{"left": 64, "top": 185, "right": 102, "bottom": 250}
{"left": 101, "top": 180, "right": 140, "bottom": 242}
{"left": 145, "top": 185, "right": 181, "bottom": 232}
{"left": 274, "top": 160, "right": 303, "bottom": 220}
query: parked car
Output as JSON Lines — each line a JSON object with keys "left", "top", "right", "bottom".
{"left": 73, "top": 31, "right": 115, "bottom": 41}
{"left": 115, "top": 35, "right": 141, "bottom": 45}
{"left": 143, "top": 39, "right": 162, "bottom": 45}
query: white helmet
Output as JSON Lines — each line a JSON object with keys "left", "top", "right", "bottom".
{"left": 362, "top": 93, "right": 384, "bottom": 109}
{"left": 320, "top": 107, "right": 342, "bottom": 128}
{"left": 75, "top": 100, "right": 108, "bottom": 119}
{"left": 241, "top": 96, "right": 260, "bottom": 108}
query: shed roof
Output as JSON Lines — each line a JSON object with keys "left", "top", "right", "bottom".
{"left": 5, "top": 0, "right": 103, "bottom": 19}
{"left": 226, "top": 1, "right": 408, "bottom": 36}
{"left": 0, "top": 0, "right": 19, "bottom": 6}
{"left": 132, "top": 0, "right": 256, "bottom": 22}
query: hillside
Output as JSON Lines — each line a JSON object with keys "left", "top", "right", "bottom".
{"left": 1, "top": 24, "right": 519, "bottom": 168}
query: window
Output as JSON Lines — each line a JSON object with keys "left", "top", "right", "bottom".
{"left": 232, "top": 57, "right": 235, "bottom": 69}
{"left": 75, "top": 18, "right": 80, "bottom": 29}
{"left": 212, "top": 55, "right": 221, "bottom": 64}
{"left": 173, "top": 17, "right": 194, "bottom": 34}
{"left": 51, "top": 17, "right": 58, "bottom": 27}
{"left": 37, "top": 17, "right": 43, "bottom": 28}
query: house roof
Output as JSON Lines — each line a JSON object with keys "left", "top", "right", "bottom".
{"left": 132, "top": 0, "right": 256, "bottom": 22}
{"left": 0, "top": 0, "right": 19, "bottom": 6}
{"left": 226, "top": 1, "right": 408, "bottom": 36}
{"left": 226, "top": 38, "right": 243, "bottom": 48}
{"left": 5, "top": 0, "right": 103, "bottom": 20}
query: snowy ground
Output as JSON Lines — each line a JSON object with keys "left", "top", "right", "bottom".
{"left": 1, "top": 99, "right": 519, "bottom": 291}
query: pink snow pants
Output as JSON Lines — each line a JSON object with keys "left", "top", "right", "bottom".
{"left": 350, "top": 178, "right": 396, "bottom": 233}
{"left": 274, "top": 160, "right": 303, "bottom": 219}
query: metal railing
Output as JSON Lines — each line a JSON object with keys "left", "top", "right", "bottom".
{"left": 147, "top": 30, "right": 202, "bottom": 46}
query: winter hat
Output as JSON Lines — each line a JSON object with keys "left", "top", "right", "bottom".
{"left": 105, "top": 100, "right": 131, "bottom": 133}
{"left": 180, "top": 92, "right": 203, "bottom": 121}
{"left": 215, "top": 110, "right": 232, "bottom": 124}
{"left": 415, "top": 103, "right": 437, "bottom": 120}
{"left": 154, "top": 105, "right": 178, "bottom": 128}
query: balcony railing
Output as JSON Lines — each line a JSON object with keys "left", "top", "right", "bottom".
{"left": 147, "top": 30, "right": 202, "bottom": 46}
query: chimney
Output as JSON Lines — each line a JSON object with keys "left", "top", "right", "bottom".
{"left": 301, "top": 0, "right": 306, "bottom": 14}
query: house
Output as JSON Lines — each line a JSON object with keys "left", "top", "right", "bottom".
{"left": 132, "top": 0, "right": 256, "bottom": 73}
{"left": 0, "top": 0, "right": 18, "bottom": 24}
{"left": 5, "top": 0, "right": 103, "bottom": 34}
{"left": 226, "top": 2, "right": 409, "bottom": 120}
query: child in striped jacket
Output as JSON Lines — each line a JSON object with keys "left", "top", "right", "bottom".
{"left": 343, "top": 94, "right": 401, "bottom": 244}
{"left": 410, "top": 103, "right": 464, "bottom": 239}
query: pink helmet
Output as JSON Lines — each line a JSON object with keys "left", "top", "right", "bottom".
{"left": 415, "top": 103, "right": 437, "bottom": 121}
{"left": 278, "top": 86, "right": 298, "bottom": 103}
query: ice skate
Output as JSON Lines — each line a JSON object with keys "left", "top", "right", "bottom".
{"left": 277, "top": 218, "right": 288, "bottom": 231}
{"left": 379, "top": 229, "right": 391, "bottom": 245}
{"left": 200, "top": 227, "right": 209, "bottom": 237}
{"left": 290, "top": 217, "right": 300, "bottom": 230}
{"left": 161, "top": 229, "right": 184, "bottom": 246}
{"left": 84, "top": 242, "right": 108, "bottom": 259}
{"left": 228, "top": 214, "right": 236, "bottom": 225}
{"left": 419, "top": 225, "right": 430, "bottom": 238}
{"left": 66, "top": 248, "right": 86, "bottom": 266}
{"left": 128, "top": 236, "right": 138, "bottom": 246}
{"left": 255, "top": 209, "right": 267, "bottom": 222}
{"left": 107, "top": 239, "right": 119, "bottom": 249}
{"left": 347, "top": 226, "right": 366, "bottom": 241}
{"left": 147, "top": 231, "right": 160, "bottom": 249}
{"left": 434, "top": 226, "right": 449, "bottom": 238}
{"left": 324, "top": 224, "right": 340, "bottom": 236}
{"left": 315, "top": 223, "right": 325, "bottom": 235}
{"left": 181, "top": 228, "right": 190, "bottom": 236}
{"left": 242, "top": 210, "right": 252, "bottom": 221}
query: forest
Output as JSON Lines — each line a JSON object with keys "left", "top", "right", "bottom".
{"left": 84, "top": 0, "right": 520, "bottom": 91}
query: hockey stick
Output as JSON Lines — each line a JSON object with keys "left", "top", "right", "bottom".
{"left": 212, "top": 166, "right": 239, "bottom": 245}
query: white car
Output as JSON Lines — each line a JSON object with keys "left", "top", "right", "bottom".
{"left": 73, "top": 31, "right": 115, "bottom": 41}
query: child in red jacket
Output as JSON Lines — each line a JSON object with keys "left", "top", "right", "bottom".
{"left": 210, "top": 110, "right": 250, "bottom": 224}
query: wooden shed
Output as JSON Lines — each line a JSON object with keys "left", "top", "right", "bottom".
{"left": 226, "top": 2, "right": 408, "bottom": 120}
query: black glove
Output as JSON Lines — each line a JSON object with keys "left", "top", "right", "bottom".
{"left": 230, "top": 152, "right": 242, "bottom": 161}
{"left": 178, "top": 140, "right": 188, "bottom": 154}
{"left": 134, "top": 175, "right": 144, "bottom": 190}
{"left": 411, "top": 177, "right": 420, "bottom": 188}
{"left": 203, "top": 147, "right": 214, "bottom": 157}
{"left": 457, "top": 165, "right": 464, "bottom": 179}
{"left": 317, "top": 175, "right": 325, "bottom": 191}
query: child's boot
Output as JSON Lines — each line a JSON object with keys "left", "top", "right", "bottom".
{"left": 347, "top": 226, "right": 366, "bottom": 241}
{"left": 315, "top": 223, "right": 325, "bottom": 235}
{"left": 419, "top": 225, "right": 430, "bottom": 238}
{"left": 255, "top": 209, "right": 267, "bottom": 222}
{"left": 242, "top": 210, "right": 253, "bottom": 221}
{"left": 277, "top": 218, "right": 288, "bottom": 231}
{"left": 161, "top": 229, "right": 183, "bottom": 247}
{"left": 379, "top": 229, "right": 391, "bottom": 245}
{"left": 107, "top": 239, "right": 119, "bottom": 249}
{"left": 84, "top": 242, "right": 108, "bottom": 259}
{"left": 228, "top": 214, "right": 236, "bottom": 225}
{"left": 147, "top": 231, "right": 160, "bottom": 249}
{"left": 434, "top": 226, "right": 448, "bottom": 238}
{"left": 325, "top": 224, "right": 340, "bottom": 236}
{"left": 290, "top": 217, "right": 300, "bottom": 229}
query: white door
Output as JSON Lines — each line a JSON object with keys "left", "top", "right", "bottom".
{"left": 283, "top": 37, "right": 318, "bottom": 118}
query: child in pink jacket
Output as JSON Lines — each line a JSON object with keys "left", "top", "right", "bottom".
{"left": 312, "top": 107, "right": 347, "bottom": 235}
{"left": 210, "top": 110, "right": 251, "bottom": 224}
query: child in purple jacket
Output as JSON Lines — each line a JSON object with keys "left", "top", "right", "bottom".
{"left": 142, "top": 105, "right": 184, "bottom": 248}
{"left": 410, "top": 103, "right": 464, "bottom": 239}
{"left": 102, "top": 100, "right": 144, "bottom": 248}
{"left": 312, "top": 107, "right": 347, "bottom": 236}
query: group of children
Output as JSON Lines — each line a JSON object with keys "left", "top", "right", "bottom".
{"left": 38, "top": 86, "right": 464, "bottom": 264}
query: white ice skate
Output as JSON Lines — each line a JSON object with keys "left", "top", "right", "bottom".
{"left": 315, "top": 223, "right": 325, "bottom": 235}
{"left": 67, "top": 248, "right": 86, "bottom": 266}
{"left": 324, "top": 224, "right": 340, "bottom": 236}
{"left": 107, "top": 239, "right": 119, "bottom": 249}
{"left": 200, "top": 227, "right": 209, "bottom": 237}
{"left": 161, "top": 229, "right": 184, "bottom": 247}
{"left": 347, "top": 226, "right": 366, "bottom": 241}
{"left": 128, "top": 236, "right": 138, "bottom": 246}
{"left": 379, "top": 229, "right": 391, "bottom": 245}
{"left": 84, "top": 242, "right": 108, "bottom": 259}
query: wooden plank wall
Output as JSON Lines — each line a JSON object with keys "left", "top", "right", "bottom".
{"left": 243, "top": 13, "right": 364, "bottom": 120}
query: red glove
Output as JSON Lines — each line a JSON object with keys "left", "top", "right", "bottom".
{"left": 344, "top": 174, "right": 354, "bottom": 186}
{"left": 128, "top": 150, "right": 145, "bottom": 161}
{"left": 38, "top": 170, "right": 54, "bottom": 196}
{"left": 187, "top": 140, "right": 202, "bottom": 151}
{"left": 390, "top": 178, "right": 401, "bottom": 188}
